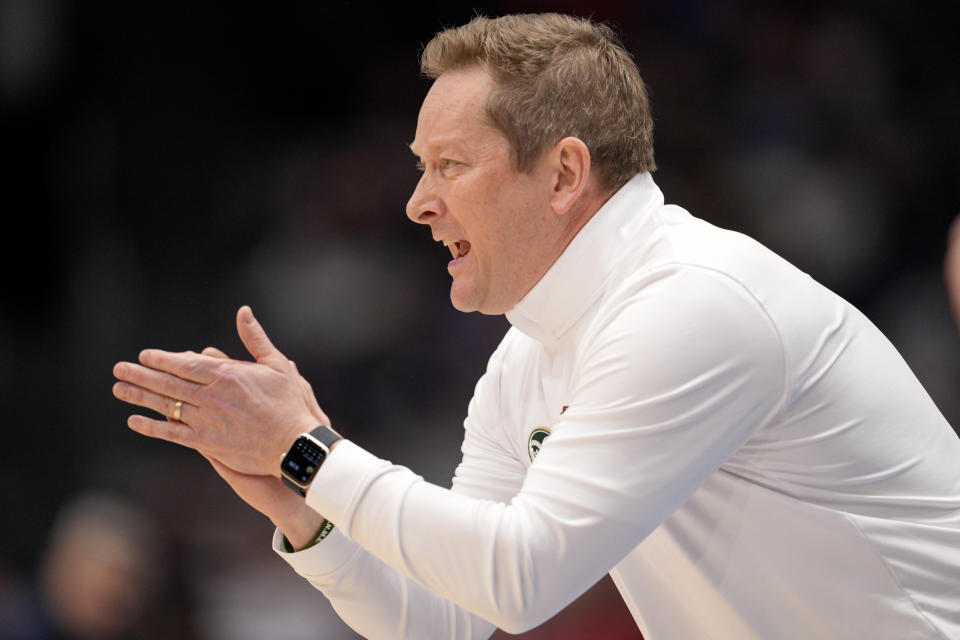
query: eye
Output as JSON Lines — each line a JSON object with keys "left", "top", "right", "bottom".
{"left": 414, "top": 158, "right": 461, "bottom": 174}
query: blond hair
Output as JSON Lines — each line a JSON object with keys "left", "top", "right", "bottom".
{"left": 420, "top": 13, "right": 655, "bottom": 191}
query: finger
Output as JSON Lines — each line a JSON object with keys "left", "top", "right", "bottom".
{"left": 136, "top": 349, "right": 222, "bottom": 384}
{"left": 113, "top": 381, "right": 195, "bottom": 421}
{"left": 127, "top": 414, "right": 197, "bottom": 449}
{"left": 202, "top": 346, "right": 230, "bottom": 359}
{"left": 114, "top": 361, "right": 202, "bottom": 400}
{"left": 236, "top": 305, "right": 287, "bottom": 369}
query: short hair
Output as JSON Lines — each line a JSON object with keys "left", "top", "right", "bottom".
{"left": 420, "top": 13, "right": 656, "bottom": 192}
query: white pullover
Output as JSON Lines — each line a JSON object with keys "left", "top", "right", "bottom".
{"left": 275, "top": 173, "right": 960, "bottom": 639}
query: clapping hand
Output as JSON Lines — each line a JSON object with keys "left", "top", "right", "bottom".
{"left": 113, "top": 306, "right": 330, "bottom": 478}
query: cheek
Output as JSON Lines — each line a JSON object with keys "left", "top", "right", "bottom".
{"left": 456, "top": 170, "right": 542, "bottom": 267}
{"left": 454, "top": 191, "right": 502, "bottom": 248}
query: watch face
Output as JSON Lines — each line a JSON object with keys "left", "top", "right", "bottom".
{"left": 281, "top": 436, "right": 328, "bottom": 486}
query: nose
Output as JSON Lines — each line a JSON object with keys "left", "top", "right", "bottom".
{"left": 406, "top": 172, "right": 443, "bottom": 225}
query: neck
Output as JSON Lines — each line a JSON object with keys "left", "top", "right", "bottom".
{"left": 554, "top": 182, "right": 615, "bottom": 260}
{"left": 505, "top": 172, "right": 661, "bottom": 347}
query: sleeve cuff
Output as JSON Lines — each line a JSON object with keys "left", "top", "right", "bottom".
{"left": 272, "top": 525, "right": 361, "bottom": 581}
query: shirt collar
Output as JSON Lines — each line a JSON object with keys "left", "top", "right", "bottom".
{"left": 505, "top": 172, "right": 663, "bottom": 349}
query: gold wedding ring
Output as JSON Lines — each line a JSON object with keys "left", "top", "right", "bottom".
{"left": 172, "top": 400, "right": 183, "bottom": 421}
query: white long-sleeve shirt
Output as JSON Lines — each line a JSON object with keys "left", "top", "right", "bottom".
{"left": 274, "top": 173, "right": 960, "bottom": 639}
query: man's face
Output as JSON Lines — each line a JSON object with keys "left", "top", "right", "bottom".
{"left": 407, "top": 67, "right": 559, "bottom": 315}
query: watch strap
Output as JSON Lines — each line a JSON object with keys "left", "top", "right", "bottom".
{"left": 308, "top": 425, "right": 342, "bottom": 449}
{"left": 281, "top": 474, "right": 309, "bottom": 496}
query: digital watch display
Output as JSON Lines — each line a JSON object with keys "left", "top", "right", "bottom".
{"left": 280, "top": 426, "right": 342, "bottom": 496}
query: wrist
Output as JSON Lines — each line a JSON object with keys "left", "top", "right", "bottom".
{"left": 282, "top": 519, "right": 335, "bottom": 553}
{"left": 273, "top": 504, "right": 326, "bottom": 550}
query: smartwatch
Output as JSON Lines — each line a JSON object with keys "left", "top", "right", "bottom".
{"left": 280, "top": 425, "right": 342, "bottom": 496}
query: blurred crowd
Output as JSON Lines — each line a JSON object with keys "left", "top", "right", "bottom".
{"left": 1, "top": 1, "right": 957, "bottom": 638}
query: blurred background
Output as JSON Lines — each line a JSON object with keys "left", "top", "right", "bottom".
{"left": 1, "top": 0, "right": 958, "bottom": 638}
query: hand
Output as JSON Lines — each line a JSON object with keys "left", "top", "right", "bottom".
{"left": 201, "top": 452, "right": 326, "bottom": 549}
{"left": 113, "top": 306, "right": 330, "bottom": 477}
{"left": 195, "top": 346, "right": 330, "bottom": 548}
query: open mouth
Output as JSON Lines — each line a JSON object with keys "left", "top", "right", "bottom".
{"left": 445, "top": 240, "right": 471, "bottom": 260}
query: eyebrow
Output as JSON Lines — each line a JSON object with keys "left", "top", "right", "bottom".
{"left": 407, "top": 136, "right": 468, "bottom": 159}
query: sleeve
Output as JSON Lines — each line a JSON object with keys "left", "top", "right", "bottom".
{"left": 272, "top": 527, "right": 496, "bottom": 640}
{"left": 274, "top": 340, "right": 525, "bottom": 640}
{"left": 297, "top": 266, "right": 788, "bottom": 635}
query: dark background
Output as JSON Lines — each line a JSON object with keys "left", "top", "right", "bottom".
{"left": 2, "top": 1, "right": 958, "bottom": 638}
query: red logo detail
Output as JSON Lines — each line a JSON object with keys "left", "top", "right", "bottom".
{"left": 561, "top": 405, "right": 569, "bottom": 414}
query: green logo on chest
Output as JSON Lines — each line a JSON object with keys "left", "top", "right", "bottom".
{"left": 527, "top": 427, "right": 552, "bottom": 462}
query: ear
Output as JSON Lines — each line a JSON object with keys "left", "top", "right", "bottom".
{"left": 548, "top": 137, "right": 591, "bottom": 216}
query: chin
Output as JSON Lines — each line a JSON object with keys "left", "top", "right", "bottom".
{"left": 452, "top": 283, "right": 506, "bottom": 314}
{"left": 449, "top": 288, "right": 480, "bottom": 313}
{"left": 450, "top": 280, "right": 511, "bottom": 315}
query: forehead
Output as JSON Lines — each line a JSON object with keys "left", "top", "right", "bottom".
{"left": 410, "top": 67, "right": 500, "bottom": 156}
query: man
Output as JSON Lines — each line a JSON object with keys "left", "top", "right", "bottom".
{"left": 113, "top": 13, "right": 960, "bottom": 639}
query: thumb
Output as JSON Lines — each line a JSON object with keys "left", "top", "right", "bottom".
{"left": 236, "top": 305, "right": 287, "bottom": 368}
